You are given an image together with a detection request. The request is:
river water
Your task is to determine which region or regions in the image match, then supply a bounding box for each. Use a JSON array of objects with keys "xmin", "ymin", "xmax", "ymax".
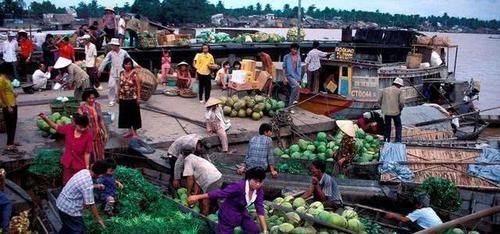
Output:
[{"xmin": 199, "ymin": 28, "xmax": 500, "ymax": 114}]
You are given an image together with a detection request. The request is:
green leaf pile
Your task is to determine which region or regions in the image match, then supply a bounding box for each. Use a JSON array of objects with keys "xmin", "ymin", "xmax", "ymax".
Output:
[
  {"xmin": 28, "ymin": 148, "xmax": 63, "ymax": 179},
  {"xmin": 416, "ymin": 177, "xmax": 462, "ymax": 212},
  {"xmin": 84, "ymin": 166, "xmax": 209, "ymax": 234}
]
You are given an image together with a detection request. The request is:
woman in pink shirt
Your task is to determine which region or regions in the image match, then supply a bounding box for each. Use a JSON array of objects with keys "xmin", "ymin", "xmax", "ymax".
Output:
[
  {"xmin": 39, "ymin": 113, "xmax": 93, "ymax": 184},
  {"xmin": 161, "ymin": 50, "xmax": 172, "ymax": 85}
]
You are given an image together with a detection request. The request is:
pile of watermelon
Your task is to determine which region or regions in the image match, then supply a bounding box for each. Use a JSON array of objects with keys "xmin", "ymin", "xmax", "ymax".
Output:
[
  {"xmin": 218, "ymin": 95, "xmax": 286, "ymax": 121},
  {"xmin": 36, "ymin": 112, "xmax": 72, "ymax": 138},
  {"xmin": 273, "ymin": 131, "xmax": 342, "ymax": 162},
  {"xmin": 353, "ymin": 128, "xmax": 381, "ymax": 163}
]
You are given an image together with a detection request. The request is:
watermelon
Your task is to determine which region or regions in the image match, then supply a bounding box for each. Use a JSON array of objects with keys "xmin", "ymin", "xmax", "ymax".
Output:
[
  {"xmin": 289, "ymin": 144, "xmax": 300, "ymax": 153},
  {"xmin": 317, "ymin": 153, "xmax": 326, "ymax": 161},
  {"xmin": 291, "ymin": 152, "xmax": 301, "ymax": 159},
  {"xmin": 347, "ymin": 219, "xmax": 364, "ymax": 232},
  {"xmin": 302, "ymin": 150, "xmax": 312, "ymax": 158},
  {"xmin": 276, "ymin": 101, "xmax": 286, "ymax": 109},
  {"xmin": 317, "ymin": 145, "xmax": 326, "ymax": 153},
  {"xmin": 51, "ymin": 112, "xmax": 62, "ymax": 120},
  {"xmin": 268, "ymin": 110, "xmax": 275, "ymax": 117},
  {"xmin": 298, "ymin": 139, "xmax": 309, "ymax": 151},
  {"xmin": 281, "ymin": 154, "xmax": 290, "ymax": 159},
  {"xmin": 329, "ymin": 213, "xmax": 348, "ymax": 227},
  {"xmin": 265, "ymin": 102, "xmax": 272, "ymax": 112},
  {"xmin": 308, "ymin": 154, "xmax": 317, "ymax": 160},
  {"xmin": 326, "ymin": 149, "xmax": 334, "ymax": 158},
  {"xmin": 306, "ymin": 144, "xmax": 316, "ymax": 152},
  {"xmin": 273, "ymin": 148, "xmax": 283, "ymax": 157},
  {"xmin": 317, "ymin": 132, "xmax": 327, "ymax": 142}
]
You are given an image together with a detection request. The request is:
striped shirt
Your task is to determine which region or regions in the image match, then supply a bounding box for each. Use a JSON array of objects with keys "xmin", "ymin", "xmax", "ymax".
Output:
[
  {"xmin": 56, "ymin": 169, "xmax": 95, "ymax": 217},
  {"xmin": 318, "ymin": 173, "xmax": 343, "ymax": 204},
  {"xmin": 245, "ymin": 135, "xmax": 275, "ymax": 170}
]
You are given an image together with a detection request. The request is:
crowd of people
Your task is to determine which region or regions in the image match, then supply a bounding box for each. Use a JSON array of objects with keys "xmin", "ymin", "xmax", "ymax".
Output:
[{"xmin": 0, "ymin": 8, "xmax": 454, "ymax": 234}]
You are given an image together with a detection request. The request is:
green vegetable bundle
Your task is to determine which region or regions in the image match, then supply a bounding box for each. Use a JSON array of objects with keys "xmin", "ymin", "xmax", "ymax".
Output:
[
  {"xmin": 197, "ymin": 31, "xmax": 232, "ymax": 43},
  {"xmin": 84, "ymin": 166, "xmax": 208, "ymax": 234},
  {"xmin": 28, "ymin": 148, "xmax": 63, "ymax": 179},
  {"xmin": 416, "ymin": 177, "xmax": 462, "ymax": 212},
  {"xmin": 286, "ymin": 27, "xmax": 306, "ymax": 42}
]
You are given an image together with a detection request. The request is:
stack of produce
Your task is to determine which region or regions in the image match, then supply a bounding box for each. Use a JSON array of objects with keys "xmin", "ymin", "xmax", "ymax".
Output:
[
  {"xmin": 84, "ymin": 167, "xmax": 208, "ymax": 234},
  {"xmin": 196, "ymin": 31, "xmax": 232, "ymax": 43},
  {"xmin": 139, "ymin": 32, "xmax": 158, "ymax": 48},
  {"xmin": 233, "ymin": 33, "xmax": 285, "ymax": 43},
  {"xmin": 353, "ymin": 129, "xmax": 381, "ymax": 163},
  {"xmin": 274, "ymin": 132, "xmax": 339, "ymax": 162},
  {"xmin": 27, "ymin": 148, "xmax": 63, "ymax": 179},
  {"xmin": 416, "ymin": 177, "xmax": 461, "ymax": 212},
  {"xmin": 175, "ymin": 188, "xmax": 201, "ymax": 213},
  {"xmin": 286, "ymin": 27, "xmax": 306, "ymax": 42},
  {"xmin": 8, "ymin": 210, "xmax": 31, "ymax": 234},
  {"xmin": 267, "ymin": 196, "xmax": 366, "ymax": 233},
  {"xmin": 36, "ymin": 112, "xmax": 72, "ymax": 138},
  {"xmin": 218, "ymin": 95, "xmax": 285, "ymax": 121}
]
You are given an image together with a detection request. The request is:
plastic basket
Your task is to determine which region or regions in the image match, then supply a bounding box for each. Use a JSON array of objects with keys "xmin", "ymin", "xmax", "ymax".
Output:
[{"xmin": 64, "ymin": 100, "xmax": 81, "ymax": 116}]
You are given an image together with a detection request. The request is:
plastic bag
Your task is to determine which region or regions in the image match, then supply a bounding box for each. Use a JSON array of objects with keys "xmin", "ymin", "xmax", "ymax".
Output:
[
  {"xmin": 301, "ymin": 73, "xmax": 308, "ymax": 86},
  {"xmin": 11, "ymin": 79, "xmax": 20, "ymax": 88}
]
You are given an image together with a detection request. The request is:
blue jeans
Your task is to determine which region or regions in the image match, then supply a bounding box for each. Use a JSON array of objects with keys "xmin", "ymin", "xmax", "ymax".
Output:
[
  {"xmin": 0, "ymin": 192, "xmax": 12, "ymax": 233},
  {"xmin": 287, "ymin": 78, "xmax": 300, "ymax": 107},
  {"xmin": 384, "ymin": 114, "xmax": 402, "ymax": 143},
  {"xmin": 58, "ymin": 210, "xmax": 85, "ymax": 234}
]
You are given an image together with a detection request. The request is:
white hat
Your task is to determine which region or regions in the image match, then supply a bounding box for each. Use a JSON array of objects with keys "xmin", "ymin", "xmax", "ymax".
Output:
[
  {"xmin": 463, "ymin": 96, "xmax": 470, "ymax": 102},
  {"xmin": 54, "ymin": 57, "xmax": 72, "ymax": 69},
  {"xmin": 105, "ymin": 7, "xmax": 115, "ymax": 12},
  {"xmin": 176, "ymin": 61, "xmax": 189, "ymax": 67},
  {"xmin": 393, "ymin": 77, "xmax": 404, "ymax": 86},
  {"xmin": 205, "ymin": 97, "xmax": 222, "ymax": 108},
  {"xmin": 109, "ymin": 38, "xmax": 120, "ymax": 46},
  {"xmin": 18, "ymin": 29, "xmax": 26, "ymax": 33},
  {"xmin": 336, "ymin": 120, "xmax": 355, "ymax": 137},
  {"xmin": 363, "ymin": 112, "xmax": 372, "ymax": 119},
  {"xmin": 81, "ymin": 34, "xmax": 91, "ymax": 40}
]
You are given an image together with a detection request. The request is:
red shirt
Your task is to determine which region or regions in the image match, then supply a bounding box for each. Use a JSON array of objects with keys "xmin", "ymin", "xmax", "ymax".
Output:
[
  {"xmin": 357, "ymin": 117, "xmax": 378, "ymax": 135},
  {"xmin": 58, "ymin": 42, "xmax": 75, "ymax": 60},
  {"xmin": 19, "ymin": 39, "xmax": 33, "ymax": 58},
  {"xmin": 57, "ymin": 124, "xmax": 93, "ymax": 170}
]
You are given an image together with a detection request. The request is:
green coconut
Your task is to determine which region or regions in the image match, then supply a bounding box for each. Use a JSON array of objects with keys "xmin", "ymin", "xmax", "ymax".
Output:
[
  {"xmin": 230, "ymin": 110, "xmax": 238, "ymax": 117},
  {"xmin": 223, "ymin": 106, "xmax": 232, "ymax": 115},
  {"xmin": 246, "ymin": 108, "xmax": 253, "ymax": 116},
  {"xmin": 252, "ymin": 112, "xmax": 262, "ymax": 120},
  {"xmin": 238, "ymin": 109, "xmax": 247, "ymax": 118}
]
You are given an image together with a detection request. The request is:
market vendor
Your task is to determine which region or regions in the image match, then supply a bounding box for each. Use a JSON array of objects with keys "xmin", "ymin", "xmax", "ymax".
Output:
[
  {"xmin": 54, "ymin": 57, "xmax": 91, "ymax": 101},
  {"xmin": 176, "ymin": 62, "xmax": 192, "ymax": 89},
  {"xmin": 188, "ymin": 167, "xmax": 269, "ymax": 234},
  {"xmin": 335, "ymin": 120, "xmax": 356, "ymax": 174},
  {"xmin": 56, "ymin": 160, "xmax": 110, "ymax": 232},
  {"xmin": 357, "ymin": 111, "xmax": 384, "ymax": 135},
  {"xmin": 302, "ymin": 160, "xmax": 343, "ymax": 209},
  {"xmin": 168, "ymin": 134, "xmax": 204, "ymax": 188},
  {"xmin": 385, "ymin": 193, "xmax": 443, "ymax": 232},
  {"xmin": 181, "ymin": 145, "xmax": 223, "ymax": 216},
  {"xmin": 237, "ymin": 123, "xmax": 278, "ymax": 178},
  {"xmin": 258, "ymin": 52, "xmax": 275, "ymax": 96},
  {"xmin": 39, "ymin": 113, "xmax": 93, "ymax": 184},
  {"xmin": 215, "ymin": 61, "xmax": 231, "ymax": 90},
  {"xmin": 32, "ymin": 61, "xmax": 51, "ymax": 90}
]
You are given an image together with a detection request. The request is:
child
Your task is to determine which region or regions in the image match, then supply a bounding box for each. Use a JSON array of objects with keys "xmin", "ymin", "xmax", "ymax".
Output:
[
  {"xmin": 231, "ymin": 61, "xmax": 241, "ymax": 73},
  {"xmin": 176, "ymin": 61, "xmax": 192, "ymax": 89},
  {"xmin": 205, "ymin": 98, "xmax": 232, "ymax": 153},
  {"xmin": 215, "ymin": 61, "xmax": 231, "ymax": 89},
  {"xmin": 96, "ymin": 159, "xmax": 124, "ymax": 215},
  {"xmin": 161, "ymin": 50, "xmax": 172, "ymax": 85}
]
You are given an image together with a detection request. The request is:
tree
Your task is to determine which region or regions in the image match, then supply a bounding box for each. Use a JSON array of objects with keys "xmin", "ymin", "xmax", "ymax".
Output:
[
  {"xmin": 1, "ymin": 0, "xmax": 25, "ymax": 17},
  {"xmin": 255, "ymin": 3, "xmax": 262, "ymax": 14},
  {"xmin": 162, "ymin": 0, "xmax": 214, "ymax": 25},
  {"xmin": 75, "ymin": 0, "xmax": 104, "ymax": 18},
  {"xmin": 30, "ymin": 1, "xmax": 65, "ymax": 17},
  {"xmin": 264, "ymin": 3, "xmax": 272, "ymax": 14},
  {"xmin": 131, "ymin": 0, "xmax": 162, "ymax": 22},
  {"xmin": 306, "ymin": 5, "xmax": 316, "ymax": 16},
  {"xmin": 215, "ymin": 1, "xmax": 224, "ymax": 13}
]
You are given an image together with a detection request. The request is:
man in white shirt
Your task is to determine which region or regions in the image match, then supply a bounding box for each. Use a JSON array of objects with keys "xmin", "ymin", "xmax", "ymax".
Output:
[
  {"xmin": 32, "ymin": 62, "xmax": 51, "ymax": 90},
  {"xmin": 82, "ymin": 35, "xmax": 101, "ymax": 90},
  {"xmin": 304, "ymin": 41, "xmax": 328, "ymax": 93},
  {"xmin": 98, "ymin": 38, "xmax": 138, "ymax": 106},
  {"xmin": 117, "ymin": 12, "xmax": 127, "ymax": 46},
  {"xmin": 1, "ymin": 32, "xmax": 19, "ymax": 80},
  {"xmin": 181, "ymin": 145, "xmax": 222, "ymax": 215},
  {"xmin": 385, "ymin": 193, "xmax": 443, "ymax": 231},
  {"xmin": 33, "ymin": 29, "xmax": 46, "ymax": 50}
]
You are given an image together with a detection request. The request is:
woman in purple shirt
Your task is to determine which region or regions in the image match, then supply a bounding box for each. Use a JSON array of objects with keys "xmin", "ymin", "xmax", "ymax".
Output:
[{"xmin": 188, "ymin": 167, "xmax": 269, "ymax": 234}]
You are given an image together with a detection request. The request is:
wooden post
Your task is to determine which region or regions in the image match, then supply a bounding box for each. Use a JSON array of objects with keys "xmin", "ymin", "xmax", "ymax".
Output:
[{"xmin": 415, "ymin": 206, "xmax": 500, "ymax": 234}]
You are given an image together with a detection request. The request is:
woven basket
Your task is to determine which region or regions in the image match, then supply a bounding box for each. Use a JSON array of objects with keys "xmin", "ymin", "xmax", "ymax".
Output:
[
  {"xmin": 138, "ymin": 68, "xmax": 158, "ymax": 101},
  {"xmin": 406, "ymin": 53, "xmax": 423, "ymax": 69}
]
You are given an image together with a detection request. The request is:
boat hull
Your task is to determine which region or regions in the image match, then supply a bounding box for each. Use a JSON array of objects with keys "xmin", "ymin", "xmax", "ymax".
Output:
[{"xmin": 297, "ymin": 91, "xmax": 353, "ymax": 116}]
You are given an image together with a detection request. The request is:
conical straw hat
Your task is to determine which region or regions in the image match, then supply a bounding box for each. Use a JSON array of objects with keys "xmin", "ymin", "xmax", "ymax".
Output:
[
  {"xmin": 205, "ymin": 97, "xmax": 221, "ymax": 107},
  {"xmin": 336, "ymin": 120, "xmax": 355, "ymax": 137}
]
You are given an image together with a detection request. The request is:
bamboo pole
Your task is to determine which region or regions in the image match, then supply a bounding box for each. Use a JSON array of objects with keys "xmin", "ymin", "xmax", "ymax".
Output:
[
  {"xmin": 415, "ymin": 206, "xmax": 500, "ymax": 234},
  {"xmin": 415, "ymin": 105, "xmax": 500, "ymax": 127}
]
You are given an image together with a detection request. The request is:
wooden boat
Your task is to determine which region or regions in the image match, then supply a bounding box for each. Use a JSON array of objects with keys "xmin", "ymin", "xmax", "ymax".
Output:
[{"xmin": 297, "ymin": 89, "xmax": 353, "ymax": 116}]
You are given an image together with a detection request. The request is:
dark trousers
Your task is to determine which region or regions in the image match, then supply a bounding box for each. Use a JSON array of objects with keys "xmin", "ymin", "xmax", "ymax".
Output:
[
  {"xmin": 0, "ymin": 192, "xmax": 12, "ymax": 233},
  {"xmin": 384, "ymin": 114, "xmax": 402, "ymax": 143},
  {"xmin": 307, "ymin": 69, "xmax": 320, "ymax": 92},
  {"xmin": 86, "ymin": 67, "xmax": 99, "ymax": 88},
  {"xmin": 198, "ymin": 73, "xmax": 212, "ymax": 102},
  {"xmin": 58, "ymin": 210, "xmax": 85, "ymax": 234},
  {"xmin": 104, "ymin": 28, "xmax": 115, "ymax": 43},
  {"xmin": 2, "ymin": 105, "xmax": 17, "ymax": 145},
  {"xmin": 127, "ymin": 29, "xmax": 138, "ymax": 47},
  {"xmin": 4, "ymin": 62, "xmax": 18, "ymax": 80},
  {"xmin": 18, "ymin": 57, "xmax": 30, "ymax": 82}
]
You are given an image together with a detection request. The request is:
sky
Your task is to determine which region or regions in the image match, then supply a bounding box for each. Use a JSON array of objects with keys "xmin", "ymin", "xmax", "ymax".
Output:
[{"xmin": 25, "ymin": 0, "xmax": 500, "ymax": 20}]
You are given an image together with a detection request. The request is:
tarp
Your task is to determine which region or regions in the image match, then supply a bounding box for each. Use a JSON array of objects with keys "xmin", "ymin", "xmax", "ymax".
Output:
[
  {"xmin": 375, "ymin": 104, "xmax": 452, "ymax": 131},
  {"xmin": 468, "ymin": 147, "xmax": 500, "ymax": 183},
  {"xmin": 378, "ymin": 143, "xmax": 414, "ymax": 182}
]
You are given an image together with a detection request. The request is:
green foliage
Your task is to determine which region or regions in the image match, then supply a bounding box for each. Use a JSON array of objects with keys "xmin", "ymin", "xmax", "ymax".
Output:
[
  {"xmin": 74, "ymin": 0, "xmax": 105, "ymax": 19},
  {"xmin": 416, "ymin": 177, "xmax": 462, "ymax": 211},
  {"xmin": 29, "ymin": 1, "xmax": 65, "ymax": 17},
  {"xmin": 84, "ymin": 166, "xmax": 208, "ymax": 234},
  {"xmin": 28, "ymin": 148, "xmax": 63, "ymax": 179}
]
